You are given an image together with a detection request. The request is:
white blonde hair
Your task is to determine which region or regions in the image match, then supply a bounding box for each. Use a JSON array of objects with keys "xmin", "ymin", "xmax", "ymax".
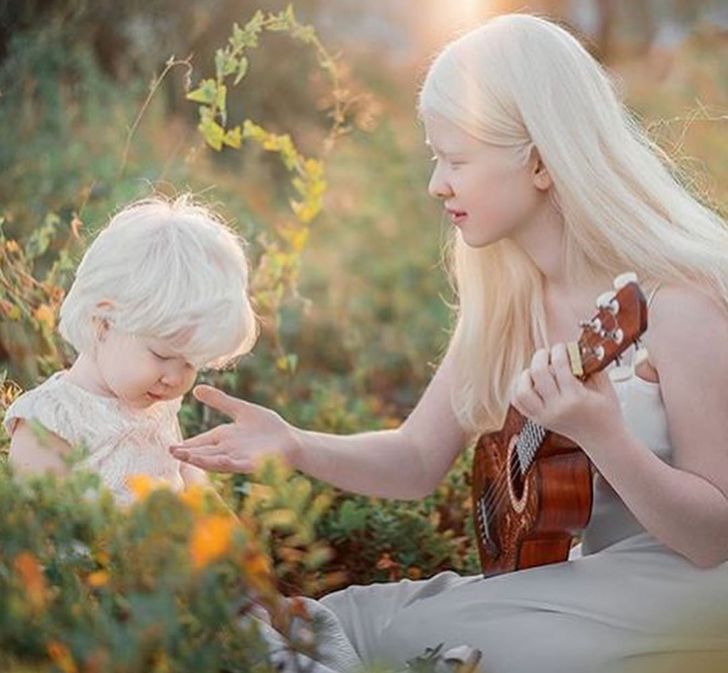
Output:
[
  {"xmin": 59, "ymin": 193, "xmax": 258, "ymax": 369},
  {"xmin": 419, "ymin": 14, "xmax": 728, "ymax": 433}
]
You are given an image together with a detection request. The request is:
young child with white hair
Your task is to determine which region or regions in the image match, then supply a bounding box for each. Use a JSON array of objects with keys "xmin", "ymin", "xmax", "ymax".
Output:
[{"xmin": 3, "ymin": 194, "xmax": 258, "ymax": 504}]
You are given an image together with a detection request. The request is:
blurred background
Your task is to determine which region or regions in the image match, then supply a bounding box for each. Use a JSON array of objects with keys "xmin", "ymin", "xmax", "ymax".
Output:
[{"xmin": 0, "ymin": 0, "xmax": 726, "ymax": 583}]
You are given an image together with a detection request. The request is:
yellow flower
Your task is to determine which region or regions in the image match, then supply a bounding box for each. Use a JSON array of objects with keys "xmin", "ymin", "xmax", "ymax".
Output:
[
  {"xmin": 47, "ymin": 641, "xmax": 78, "ymax": 673},
  {"xmin": 33, "ymin": 304, "xmax": 56, "ymax": 330},
  {"xmin": 180, "ymin": 484, "xmax": 206, "ymax": 512},
  {"xmin": 14, "ymin": 551, "xmax": 47, "ymax": 610},
  {"xmin": 125, "ymin": 474, "xmax": 165, "ymax": 501},
  {"xmin": 86, "ymin": 570, "xmax": 110, "ymax": 588},
  {"xmin": 189, "ymin": 514, "xmax": 236, "ymax": 570},
  {"xmin": 5, "ymin": 239, "xmax": 19, "ymax": 253},
  {"xmin": 243, "ymin": 545, "xmax": 274, "ymax": 593}
]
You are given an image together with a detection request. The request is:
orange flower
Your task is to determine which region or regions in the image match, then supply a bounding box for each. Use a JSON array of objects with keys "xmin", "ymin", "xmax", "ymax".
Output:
[
  {"xmin": 180, "ymin": 485, "xmax": 205, "ymax": 512},
  {"xmin": 86, "ymin": 570, "xmax": 110, "ymax": 588},
  {"xmin": 189, "ymin": 514, "xmax": 236, "ymax": 570},
  {"xmin": 125, "ymin": 474, "xmax": 166, "ymax": 501},
  {"xmin": 47, "ymin": 641, "xmax": 78, "ymax": 673},
  {"xmin": 407, "ymin": 566, "xmax": 423, "ymax": 580},
  {"xmin": 33, "ymin": 304, "xmax": 56, "ymax": 330},
  {"xmin": 243, "ymin": 546, "xmax": 274, "ymax": 593},
  {"xmin": 14, "ymin": 551, "xmax": 47, "ymax": 610}
]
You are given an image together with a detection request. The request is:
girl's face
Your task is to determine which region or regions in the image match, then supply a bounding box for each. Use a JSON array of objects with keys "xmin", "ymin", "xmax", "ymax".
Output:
[
  {"xmin": 423, "ymin": 112, "xmax": 549, "ymax": 248},
  {"xmin": 95, "ymin": 326, "xmax": 198, "ymax": 409}
]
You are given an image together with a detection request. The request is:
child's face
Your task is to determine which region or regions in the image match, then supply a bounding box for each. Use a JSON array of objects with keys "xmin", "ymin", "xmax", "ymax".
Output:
[
  {"xmin": 95, "ymin": 327, "xmax": 198, "ymax": 409},
  {"xmin": 423, "ymin": 111, "xmax": 549, "ymax": 248}
]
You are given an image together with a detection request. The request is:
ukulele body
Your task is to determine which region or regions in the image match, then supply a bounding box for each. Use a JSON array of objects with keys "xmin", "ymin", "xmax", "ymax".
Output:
[
  {"xmin": 470, "ymin": 275, "xmax": 647, "ymax": 577},
  {"xmin": 472, "ymin": 406, "xmax": 593, "ymax": 577}
]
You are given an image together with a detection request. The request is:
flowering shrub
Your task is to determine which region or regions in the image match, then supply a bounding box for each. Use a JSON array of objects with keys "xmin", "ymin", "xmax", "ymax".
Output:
[{"xmin": 0, "ymin": 458, "xmax": 338, "ymax": 673}]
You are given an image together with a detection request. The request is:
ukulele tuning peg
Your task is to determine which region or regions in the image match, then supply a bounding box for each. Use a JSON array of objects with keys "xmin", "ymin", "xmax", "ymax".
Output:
[
  {"xmin": 596, "ymin": 291, "xmax": 616, "ymax": 310},
  {"xmin": 613, "ymin": 272, "xmax": 638, "ymax": 290}
]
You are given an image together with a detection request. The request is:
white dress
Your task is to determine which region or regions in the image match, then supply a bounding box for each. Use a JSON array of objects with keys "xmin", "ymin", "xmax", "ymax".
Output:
[
  {"xmin": 2, "ymin": 370, "xmax": 190, "ymax": 504},
  {"xmin": 317, "ymin": 336, "xmax": 728, "ymax": 672}
]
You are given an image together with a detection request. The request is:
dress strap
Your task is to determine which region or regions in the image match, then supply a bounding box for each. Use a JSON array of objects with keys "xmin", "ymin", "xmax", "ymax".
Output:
[{"xmin": 646, "ymin": 282, "xmax": 662, "ymax": 309}]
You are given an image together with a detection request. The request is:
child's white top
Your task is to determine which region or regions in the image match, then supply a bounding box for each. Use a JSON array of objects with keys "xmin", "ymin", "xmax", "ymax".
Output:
[{"xmin": 3, "ymin": 370, "xmax": 189, "ymax": 505}]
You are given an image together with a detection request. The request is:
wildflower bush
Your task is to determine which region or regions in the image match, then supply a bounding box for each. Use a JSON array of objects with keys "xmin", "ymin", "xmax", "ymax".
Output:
[{"xmin": 0, "ymin": 460, "xmax": 319, "ymax": 673}]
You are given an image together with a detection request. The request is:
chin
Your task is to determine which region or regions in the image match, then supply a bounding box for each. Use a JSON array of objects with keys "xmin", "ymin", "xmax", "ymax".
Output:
[{"xmin": 460, "ymin": 230, "xmax": 504, "ymax": 249}]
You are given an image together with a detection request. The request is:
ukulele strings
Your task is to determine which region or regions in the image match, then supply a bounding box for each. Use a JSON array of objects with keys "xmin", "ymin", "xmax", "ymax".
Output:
[
  {"xmin": 476, "ymin": 348, "xmax": 605, "ymax": 536},
  {"xmin": 477, "ymin": 418, "xmax": 544, "ymax": 529}
]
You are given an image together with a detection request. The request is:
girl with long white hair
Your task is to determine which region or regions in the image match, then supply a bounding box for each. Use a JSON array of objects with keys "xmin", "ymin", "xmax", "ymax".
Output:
[{"xmin": 172, "ymin": 14, "xmax": 728, "ymax": 672}]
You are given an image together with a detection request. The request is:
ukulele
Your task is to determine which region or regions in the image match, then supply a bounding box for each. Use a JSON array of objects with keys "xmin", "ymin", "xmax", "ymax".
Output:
[{"xmin": 471, "ymin": 272, "xmax": 648, "ymax": 577}]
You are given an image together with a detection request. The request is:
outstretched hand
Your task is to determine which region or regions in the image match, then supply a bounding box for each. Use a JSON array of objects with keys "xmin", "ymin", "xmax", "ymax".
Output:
[{"xmin": 169, "ymin": 385, "xmax": 300, "ymax": 473}]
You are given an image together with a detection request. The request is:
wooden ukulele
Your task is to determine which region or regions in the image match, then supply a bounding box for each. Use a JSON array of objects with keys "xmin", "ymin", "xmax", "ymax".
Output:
[{"xmin": 471, "ymin": 272, "xmax": 648, "ymax": 577}]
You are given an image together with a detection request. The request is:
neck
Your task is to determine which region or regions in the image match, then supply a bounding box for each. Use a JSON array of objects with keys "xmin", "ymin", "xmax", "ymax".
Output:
[
  {"xmin": 508, "ymin": 197, "xmax": 568, "ymax": 286},
  {"xmin": 508, "ymin": 199, "xmax": 611, "ymax": 319},
  {"xmin": 65, "ymin": 353, "xmax": 116, "ymax": 398}
]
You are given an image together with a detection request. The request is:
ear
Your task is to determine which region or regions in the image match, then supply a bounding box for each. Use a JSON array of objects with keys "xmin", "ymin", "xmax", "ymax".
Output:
[
  {"xmin": 530, "ymin": 147, "xmax": 552, "ymax": 191},
  {"xmin": 93, "ymin": 300, "xmax": 115, "ymax": 340}
]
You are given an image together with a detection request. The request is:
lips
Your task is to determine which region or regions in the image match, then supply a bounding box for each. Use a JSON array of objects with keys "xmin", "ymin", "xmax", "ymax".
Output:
[{"xmin": 446, "ymin": 207, "xmax": 468, "ymax": 224}]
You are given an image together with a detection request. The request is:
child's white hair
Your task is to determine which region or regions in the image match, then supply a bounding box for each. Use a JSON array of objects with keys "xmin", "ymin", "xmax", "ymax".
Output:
[
  {"xmin": 418, "ymin": 14, "xmax": 728, "ymax": 433},
  {"xmin": 59, "ymin": 193, "xmax": 258, "ymax": 369}
]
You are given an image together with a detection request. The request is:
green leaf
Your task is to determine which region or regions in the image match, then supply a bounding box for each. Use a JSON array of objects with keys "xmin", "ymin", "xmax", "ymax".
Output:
[
  {"xmin": 25, "ymin": 214, "xmax": 59, "ymax": 260},
  {"xmin": 215, "ymin": 48, "xmax": 238, "ymax": 77},
  {"xmin": 233, "ymin": 56, "xmax": 249, "ymax": 85},
  {"xmin": 337, "ymin": 500, "xmax": 368, "ymax": 533},
  {"xmin": 222, "ymin": 126, "xmax": 242, "ymax": 149},
  {"xmin": 199, "ymin": 119, "xmax": 225, "ymax": 151},
  {"xmin": 186, "ymin": 79, "xmax": 218, "ymax": 104}
]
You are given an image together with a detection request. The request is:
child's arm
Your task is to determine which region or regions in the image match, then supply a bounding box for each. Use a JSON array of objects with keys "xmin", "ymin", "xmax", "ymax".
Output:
[{"xmin": 8, "ymin": 419, "xmax": 72, "ymax": 476}]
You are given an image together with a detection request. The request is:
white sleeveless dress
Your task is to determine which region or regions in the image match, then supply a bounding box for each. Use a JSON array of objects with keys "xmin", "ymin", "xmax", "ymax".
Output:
[
  {"xmin": 316, "ymin": 296, "xmax": 728, "ymax": 672},
  {"xmin": 2, "ymin": 370, "xmax": 191, "ymax": 504}
]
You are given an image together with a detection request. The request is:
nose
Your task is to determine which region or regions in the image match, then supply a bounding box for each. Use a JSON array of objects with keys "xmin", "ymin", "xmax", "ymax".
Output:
[
  {"xmin": 160, "ymin": 363, "xmax": 186, "ymax": 389},
  {"xmin": 427, "ymin": 162, "xmax": 453, "ymax": 199}
]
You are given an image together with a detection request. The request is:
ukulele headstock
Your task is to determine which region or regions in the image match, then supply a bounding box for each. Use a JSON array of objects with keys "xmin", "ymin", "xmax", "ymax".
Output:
[{"xmin": 572, "ymin": 272, "xmax": 648, "ymax": 377}]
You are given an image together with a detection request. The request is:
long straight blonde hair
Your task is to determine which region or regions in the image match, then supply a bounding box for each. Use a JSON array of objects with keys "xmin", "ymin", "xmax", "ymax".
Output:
[{"xmin": 418, "ymin": 14, "xmax": 728, "ymax": 434}]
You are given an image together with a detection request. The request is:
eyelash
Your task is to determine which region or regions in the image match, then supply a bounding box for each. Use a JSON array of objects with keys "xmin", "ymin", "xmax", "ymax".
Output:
[{"xmin": 430, "ymin": 155, "xmax": 464, "ymax": 167}]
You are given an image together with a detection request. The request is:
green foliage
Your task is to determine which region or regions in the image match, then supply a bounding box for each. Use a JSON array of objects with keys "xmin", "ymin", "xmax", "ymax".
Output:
[
  {"xmin": 0, "ymin": 464, "xmax": 284, "ymax": 673},
  {"xmin": 316, "ymin": 449, "xmax": 479, "ymax": 587}
]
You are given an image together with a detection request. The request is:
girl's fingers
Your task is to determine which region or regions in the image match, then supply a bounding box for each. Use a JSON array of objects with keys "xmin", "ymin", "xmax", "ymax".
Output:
[
  {"xmin": 170, "ymin": 444, "xmax": 221, "ymax": 461},
  {"xmin": 193, "ymin": 385, "xmax": 251, "ymax": 422},
  {"xmin": 170, "ymin": 424, "xmax": 227, "ymax": 449},
  {"xmin": 550, "ymin": 343, "xmax": 582, "ymax": 395},
  {"xmin": 176, "ymin": 448, "xmax": 253, "ymax": 473},
  {"xmin": 529, "ymin": 348, "xmax": 560, "ymax": 399},
  {"xmin": 514, "ymin": 368, "xmax": 544, "ymax": 417}
]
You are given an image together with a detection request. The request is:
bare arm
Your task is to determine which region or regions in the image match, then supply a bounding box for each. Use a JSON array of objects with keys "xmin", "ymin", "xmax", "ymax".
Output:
[
  {"xmin": 580, "ymin": 285, "xmax": 728, "ymax": 568},
  {"xmin": 292, "ymin": 343, "xmax": 473, "ymax": 499},
  {"xmin": 171, "ymin": 342, "xmax": 472, "ymax": 500},
  {"xmin": 8, "ymin": 419, "xmax": 72, "ymax": 476}
]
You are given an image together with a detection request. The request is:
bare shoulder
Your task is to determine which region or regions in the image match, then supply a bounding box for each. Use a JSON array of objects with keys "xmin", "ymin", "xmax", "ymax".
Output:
[
  {"xmin": 9, "ymin": 418, "xmax": 73, "ymax": 476},
  {"xmin": 646, "ymin": 283, "xmax": 728, "ymax": 379}
]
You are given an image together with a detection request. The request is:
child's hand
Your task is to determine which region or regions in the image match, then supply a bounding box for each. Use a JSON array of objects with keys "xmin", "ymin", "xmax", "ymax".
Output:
[
  {"xmin": 511, "ymin": 342, "xmax": 625, "ymax": 451},
  {"xmin": 169, "ymin": 385, "xmax": 299, "ymax": 473}
]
